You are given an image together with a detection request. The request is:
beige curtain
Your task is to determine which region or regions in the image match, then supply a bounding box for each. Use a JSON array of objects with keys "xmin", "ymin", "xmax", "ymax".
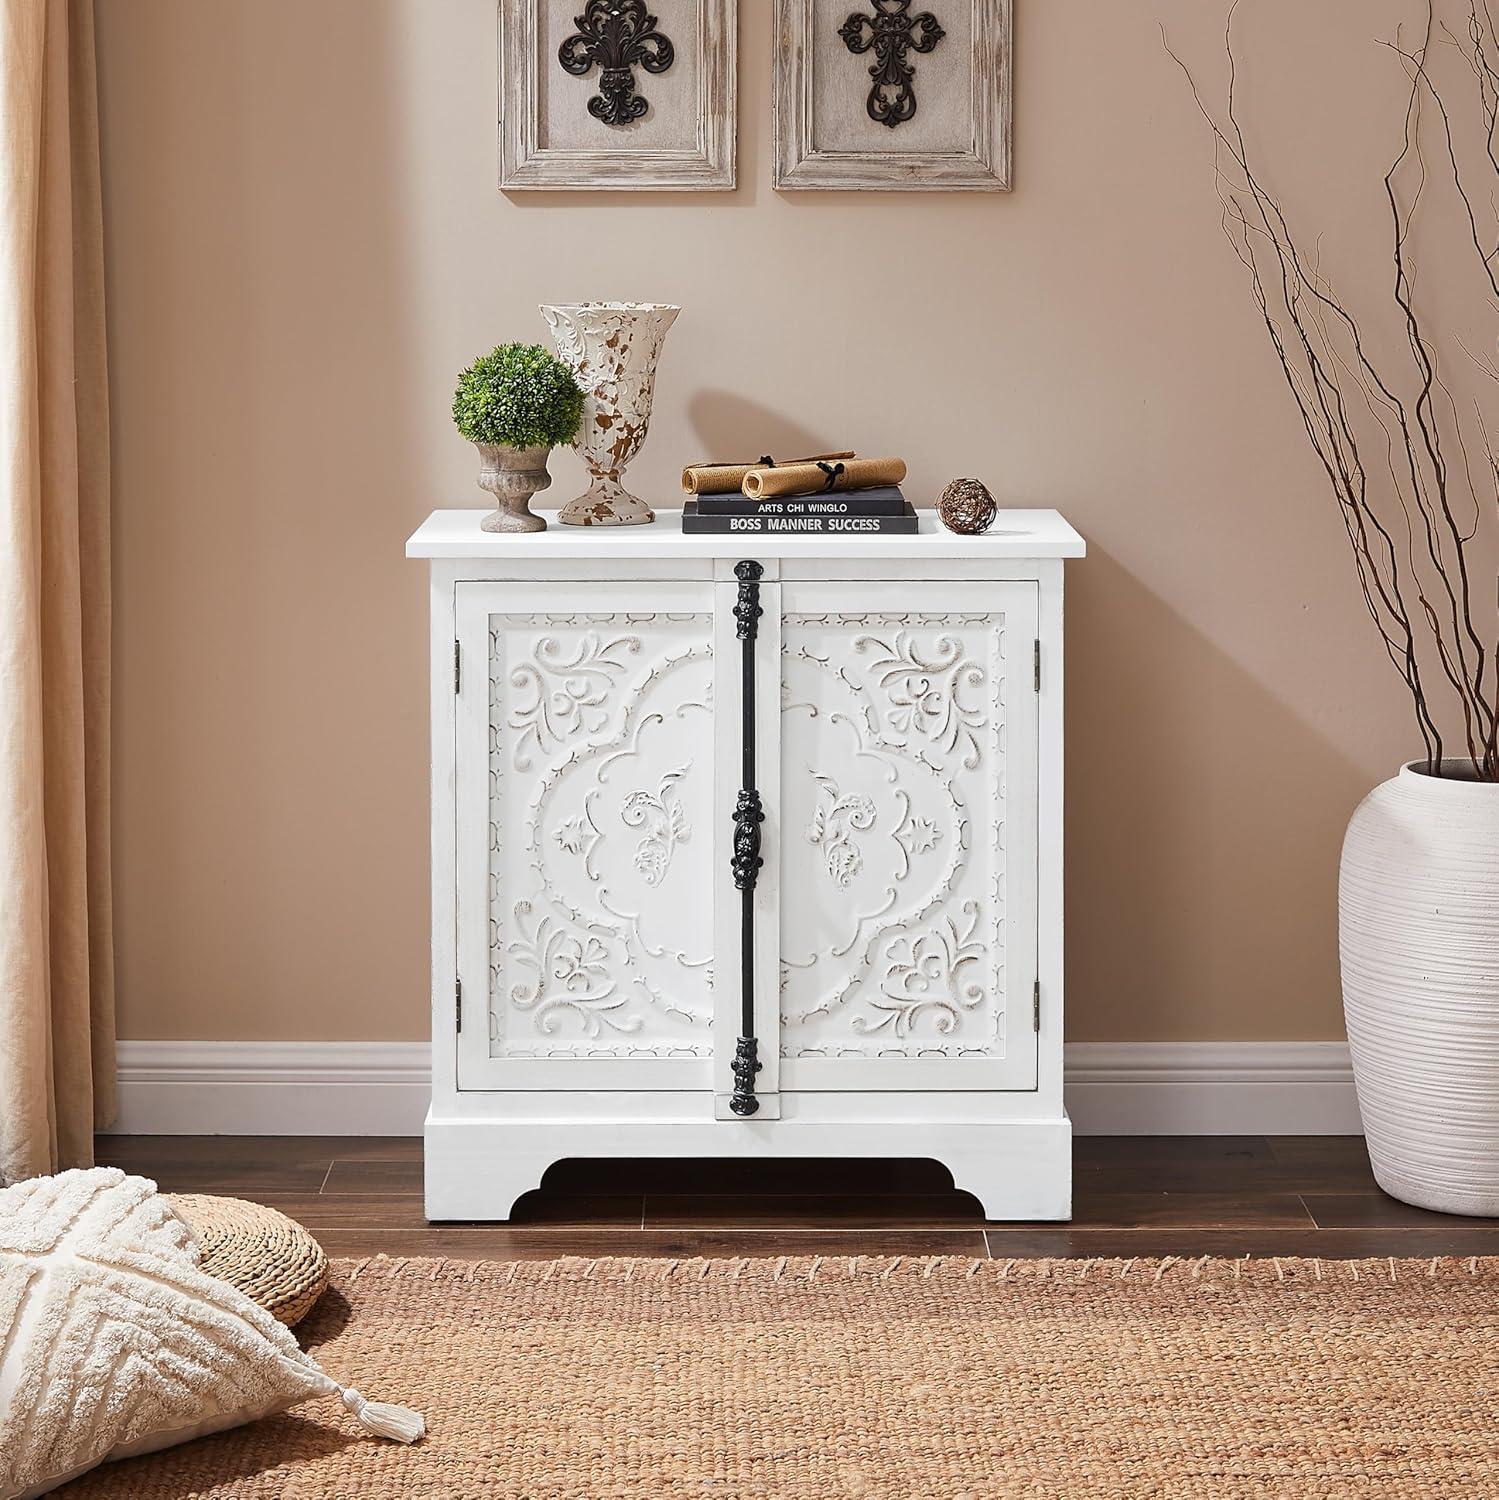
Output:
[{"xmin": 0, "ymin": 0, "xmax": 113, "ymax": 1183}]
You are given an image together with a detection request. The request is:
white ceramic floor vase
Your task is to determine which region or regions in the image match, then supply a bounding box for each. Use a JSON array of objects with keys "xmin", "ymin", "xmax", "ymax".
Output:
[
  {"xmin": 1340, "ymin": 761, "xmax": 1499, "ymax": 1216},
  {"xmin": 539, "ymin": 301, "xmax": 679, "ymax": 527}
]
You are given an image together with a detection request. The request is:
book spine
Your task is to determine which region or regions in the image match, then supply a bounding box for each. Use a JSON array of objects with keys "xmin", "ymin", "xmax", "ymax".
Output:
[
  {"xmin": 681, "ymin": 513, "xmax": 920, "ymax": 535},
  {"xmin": 695, "ymin": 495, "xmax": 908, "ymax": 517}
]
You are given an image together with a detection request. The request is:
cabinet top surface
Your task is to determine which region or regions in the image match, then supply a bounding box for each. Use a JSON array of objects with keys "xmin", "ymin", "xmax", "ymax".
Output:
[{"xmin": 406, "ymin": 508, "xmax": 1086, "ymax": 560}]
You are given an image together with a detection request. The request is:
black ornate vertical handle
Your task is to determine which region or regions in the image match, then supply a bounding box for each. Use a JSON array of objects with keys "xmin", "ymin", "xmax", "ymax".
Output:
[{"xmin": 729, "ymin": 560, "xmax": 764, "ymax": 1116}]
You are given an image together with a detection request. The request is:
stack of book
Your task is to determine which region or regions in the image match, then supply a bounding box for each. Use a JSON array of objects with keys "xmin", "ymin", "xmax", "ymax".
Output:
[
  {"xmin": 681, "ymin": 485, "xmax": 918, "ymax": 535},
  {"xmin": 679, "ymin": 452, "xmax": 919, "ymax": 533}
]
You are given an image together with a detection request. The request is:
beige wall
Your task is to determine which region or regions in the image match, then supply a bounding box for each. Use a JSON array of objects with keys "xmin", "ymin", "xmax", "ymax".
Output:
[{"xmin": 95, "ymin": 0, "xmax": 1421, "ymax": 1044}]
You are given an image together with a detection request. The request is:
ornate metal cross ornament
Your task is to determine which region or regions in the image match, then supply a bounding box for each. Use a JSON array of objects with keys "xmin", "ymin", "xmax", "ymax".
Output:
[
  {"xmin": 838, "ymin": 0, "xmax": 945, "ymax": 129},
  {"xmin": 558, "ymin": 0, "xmax": 675, "ymax": 127}
]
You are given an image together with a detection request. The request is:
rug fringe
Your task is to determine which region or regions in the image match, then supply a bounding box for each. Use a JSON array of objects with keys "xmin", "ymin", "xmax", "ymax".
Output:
[{"xmin": 330, "ymin": 1251, "xmax": 1499, "ymax": 1289}]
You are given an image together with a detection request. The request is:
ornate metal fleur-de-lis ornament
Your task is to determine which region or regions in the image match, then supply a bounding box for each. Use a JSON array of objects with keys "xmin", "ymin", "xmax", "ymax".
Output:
[
  {"xmin": 558, "ymin": 0, "xmax": 675, "ymax": 127},
  {"xmin": 838, "ymin": 0, "xmax": 945, "ymax": 129}
]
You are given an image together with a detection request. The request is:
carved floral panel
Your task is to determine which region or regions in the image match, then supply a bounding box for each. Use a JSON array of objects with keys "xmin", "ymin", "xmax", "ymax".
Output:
[
  {"xmin": 487, "ymin": 613, "xmax": 714, "ymax": 1060},
  {"xmin": 779, "ymin": 612, "xmax": 1007, "ymax": 1059}
]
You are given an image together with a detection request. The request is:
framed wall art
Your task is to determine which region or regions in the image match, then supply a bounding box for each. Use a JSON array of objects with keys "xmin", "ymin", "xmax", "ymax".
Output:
[
  {"xmin": 500, "ymin": 1, "xmax": 737, "ymax": 190},
  {"xmin": 773, "ymin": 0, "xmax": 1011, "ymax": 190}
]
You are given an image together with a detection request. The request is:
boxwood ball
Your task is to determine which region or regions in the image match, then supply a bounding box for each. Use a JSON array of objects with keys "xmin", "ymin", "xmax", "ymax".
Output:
[{"xmin": 938, "ymin": 477, "xmax": 997, "ymax": 535}]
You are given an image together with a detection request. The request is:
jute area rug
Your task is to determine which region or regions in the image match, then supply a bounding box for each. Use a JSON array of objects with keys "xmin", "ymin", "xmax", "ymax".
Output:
[{"xmin": 63, "ymin": 1254, "xmax": 1499, "ymax": 1499}]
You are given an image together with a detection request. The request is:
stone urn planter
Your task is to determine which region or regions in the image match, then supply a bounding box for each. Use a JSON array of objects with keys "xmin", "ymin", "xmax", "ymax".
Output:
[
  {"xmin": 451, "ymin": 342, "xmax": 581, "ymax": 533},
  {"xmin": 539, "ymin": 301, "xmax": 679, "ymax": 527},
  {"xmin": 475, "ymin": 443, "xmax": 551, "ymax": 534},
  {"xmin": 1340, "ymin": 761, "xmax": 1499, "ymax": 1215}
]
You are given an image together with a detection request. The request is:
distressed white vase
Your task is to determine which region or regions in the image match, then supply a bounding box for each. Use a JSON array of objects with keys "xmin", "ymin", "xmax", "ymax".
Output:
[
  {"xmin": 1340, "ymin": 761, "xmax": 1499, "ymax": 1215},
  {"xmin": 539, "ymin": 301, "xmax": 679, "ymax": 527}
]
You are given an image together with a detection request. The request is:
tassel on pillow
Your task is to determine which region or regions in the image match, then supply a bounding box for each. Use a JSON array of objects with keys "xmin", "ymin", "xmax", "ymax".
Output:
[{"xmin": 337, "ymin": 1385, "xmax": 426, "ymax": 1444}]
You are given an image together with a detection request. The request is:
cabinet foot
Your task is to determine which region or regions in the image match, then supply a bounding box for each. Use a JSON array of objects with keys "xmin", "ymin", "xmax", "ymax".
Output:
[{"xmin": 424, "ymin": 1114, "xmax": 1072, "ymax": 1223}]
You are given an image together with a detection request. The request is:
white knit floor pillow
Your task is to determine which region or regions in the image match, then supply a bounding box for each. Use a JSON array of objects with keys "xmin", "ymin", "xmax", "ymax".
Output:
[{"xmin": 0, "ymin": 1168, "xmax": 422, "ymax": 1500}]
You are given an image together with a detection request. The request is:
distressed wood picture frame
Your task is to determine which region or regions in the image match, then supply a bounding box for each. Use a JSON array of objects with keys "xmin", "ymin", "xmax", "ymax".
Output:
[
  {"xmin": 773, "ymin": 0, "xmax": 1011, "ymax": 190},
  {"xmin": 500, "ymin": 1, "xmax": 737, "ymax": 191}
]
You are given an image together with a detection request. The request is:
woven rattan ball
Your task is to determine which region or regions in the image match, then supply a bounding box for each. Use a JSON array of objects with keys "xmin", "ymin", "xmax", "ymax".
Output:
[
  {"xmin": 937, "ymin": 477, "xmax": 997, "ymax": 535},
  {"xmin": 169, "ymin": 1193, "xmax": 330, "ymax": 1327}
]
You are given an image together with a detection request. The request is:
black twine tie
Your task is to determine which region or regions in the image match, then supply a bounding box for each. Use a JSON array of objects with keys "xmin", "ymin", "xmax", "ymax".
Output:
[{"xmin": 817, "ymin": 461, "xmax": 846, "ymax": 491}]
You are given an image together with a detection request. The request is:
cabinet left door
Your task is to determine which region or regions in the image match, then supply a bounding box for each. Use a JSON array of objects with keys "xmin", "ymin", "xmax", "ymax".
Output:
[{"xmin": 454, "ymin": 581, "xmax": 719, "ymax": 1092}]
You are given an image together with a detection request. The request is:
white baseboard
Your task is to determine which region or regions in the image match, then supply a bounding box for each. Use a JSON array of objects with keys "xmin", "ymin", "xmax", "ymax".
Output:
[
  {"xmin": 112, "ymin": 1040, "xmax": 1361, "ymax": 1137},
  {"xmin": 1063, "ymin": 1042, "xmax": 1360, "ymax": 1135},
  {"xmin": 113, "ymin": 1042, "xmax": 432, "ymax": 1137}
]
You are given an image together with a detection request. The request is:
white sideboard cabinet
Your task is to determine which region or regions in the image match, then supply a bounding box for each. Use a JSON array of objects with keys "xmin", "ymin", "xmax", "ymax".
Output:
[{"xmin": 407, "ymin": 508, "xmax": 1085, "ymax": 1220}]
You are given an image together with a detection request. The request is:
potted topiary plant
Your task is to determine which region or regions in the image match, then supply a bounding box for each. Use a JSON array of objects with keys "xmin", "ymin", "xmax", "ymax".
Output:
[{"xmin": 452, "ymin": 343, "xmax": 584, "ymax": 533}]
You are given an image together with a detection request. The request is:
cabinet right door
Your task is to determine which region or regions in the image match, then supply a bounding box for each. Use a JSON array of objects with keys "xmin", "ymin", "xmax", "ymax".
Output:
[{"xmin": 777, "ymin": 582, "xmax": 1039, "ymax": 1093}]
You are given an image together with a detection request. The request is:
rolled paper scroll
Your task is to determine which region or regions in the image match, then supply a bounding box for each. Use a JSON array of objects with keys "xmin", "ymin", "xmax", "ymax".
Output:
[
  {"xmin": 742, "ymin": 456, "xmax": 907, "ymax": 499},
  {"xmin": 681, "ymin": 451, "xmax": 855, "ymax": 495}
]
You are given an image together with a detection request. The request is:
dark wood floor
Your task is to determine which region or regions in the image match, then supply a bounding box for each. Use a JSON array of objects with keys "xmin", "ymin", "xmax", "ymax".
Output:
[{"xmin": 94, "ymin": 1135, "xmax": 1499, "ymax": 1260}]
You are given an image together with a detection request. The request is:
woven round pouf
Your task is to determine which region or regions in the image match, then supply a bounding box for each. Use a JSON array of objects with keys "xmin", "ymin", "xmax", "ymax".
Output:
[{"xmin": 169, "ymin": 1193, "xmax": 330, "ymax": 1327}]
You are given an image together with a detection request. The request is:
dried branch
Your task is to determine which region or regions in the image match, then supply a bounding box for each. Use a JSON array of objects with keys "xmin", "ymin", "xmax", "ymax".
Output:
[{"xmin": 1166, "ymin": 0, "xmax": 1499, "ymax": 778}]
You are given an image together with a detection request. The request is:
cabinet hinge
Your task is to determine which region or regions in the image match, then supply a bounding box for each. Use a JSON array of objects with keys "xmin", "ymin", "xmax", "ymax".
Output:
[
  {"xmin": 1033, "ymin": 979, "xmax": 1041, "ymax": 1032},
  {"xmin": 454, "ymin": 639, "xmax": 461, "ymax": 695},
  {"xmin": 455, "ymin": 976, "xmax": 463, "ymax": 1032},
  {"xmin": 1033, "ymin": 639, "xmax": 1041, "ymax": 693}
]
